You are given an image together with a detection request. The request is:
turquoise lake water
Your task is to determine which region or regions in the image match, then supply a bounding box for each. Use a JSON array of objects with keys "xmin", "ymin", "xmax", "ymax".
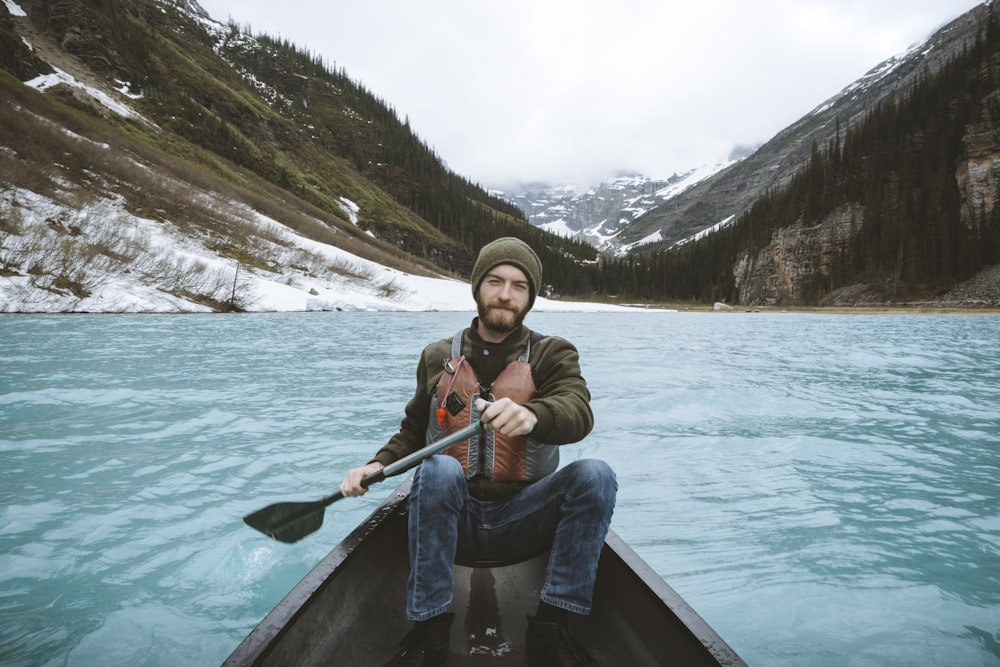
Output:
[{"xmin": 1, "ymin": 311, "xmax": 999, "ymax": 666}]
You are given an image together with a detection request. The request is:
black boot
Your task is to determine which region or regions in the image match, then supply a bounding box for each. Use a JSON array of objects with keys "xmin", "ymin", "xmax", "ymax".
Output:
[
  {"xmin": 382, "ymin": 613, "xmax": 454, "ymax": 667},
  {"xmin": 525, "ymin": 615, "xmax": 599, "ymax": 667}
]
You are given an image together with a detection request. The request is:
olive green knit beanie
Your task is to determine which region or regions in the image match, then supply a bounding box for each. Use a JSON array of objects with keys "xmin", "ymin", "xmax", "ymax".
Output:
[{"xmin": 470, "ymin": 237, "xmax": 543, "ymax": 306}]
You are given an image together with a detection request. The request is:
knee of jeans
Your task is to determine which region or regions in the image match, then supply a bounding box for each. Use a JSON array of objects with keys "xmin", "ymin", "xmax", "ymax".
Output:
[
  {"xmin": 415, "ymin": 454, "xmax": 465, "ymax": 485},
  {"xmin": 570, "ymin": 459, "xmax": 618, "ymax": 498}
]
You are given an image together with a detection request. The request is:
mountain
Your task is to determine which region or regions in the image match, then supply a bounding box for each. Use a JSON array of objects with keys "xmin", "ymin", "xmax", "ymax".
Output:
[
  {"xmin": 611, "ymin": 2, "xmax": 1000, "ymax": 307},
  {"xmin": 510, "ymin": 5, "xmax": 994, "ymax": 260},
  {"xmin": 0, "ymin": 0, "xmax": 596, "ymax": 312},
  {"xmin": 2, "ymin": 0, "xmax": 998, "ymax": 311},
  {"xmin": 501, "ymin": 163, "xmax": 733, "ymax": 252},
  {"xmin": 524, "ymin": 1, "xmax": 1000, "ymax": 308},
  {"xmin": 503, "ymin": 143, "xmax": 765, "ymax": 254},
  {"xmin": 616, "ymin": 3, "xmax": 994, "ymax": 252}
]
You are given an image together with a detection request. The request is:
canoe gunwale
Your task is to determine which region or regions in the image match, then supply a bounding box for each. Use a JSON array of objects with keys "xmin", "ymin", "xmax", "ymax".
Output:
[
  {"xmin": 598, "ymin": 532, "xmax": 747, "ymax": 666},
  {"xmin": 222, "ymin": 483, "xmax": 412, "ymax": 666}
]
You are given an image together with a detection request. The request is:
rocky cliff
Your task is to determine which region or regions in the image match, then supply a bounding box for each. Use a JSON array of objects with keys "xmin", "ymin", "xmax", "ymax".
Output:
[
  {"xmin": 733, "ymin": 203, "xmax": 864, "ymax": 306},
  {"xmin": 957, "ymin": 56, "xmax": 1000, "ymax": 230}
]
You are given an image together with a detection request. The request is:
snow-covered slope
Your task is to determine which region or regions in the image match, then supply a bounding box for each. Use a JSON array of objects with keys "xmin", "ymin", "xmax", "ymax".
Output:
[
  {"xmin": 0, "ymin": 186, "xmax": 632, "ymax": 313},
  {"xmin": 503, "ymin": 163, "xmax": 733, "ymax": 252}
]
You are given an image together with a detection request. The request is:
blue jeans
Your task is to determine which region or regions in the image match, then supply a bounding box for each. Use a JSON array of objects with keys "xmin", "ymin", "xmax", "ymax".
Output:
[{"xmin": 406, "ymin": 455, "xmax": 617, "ymax": 621}]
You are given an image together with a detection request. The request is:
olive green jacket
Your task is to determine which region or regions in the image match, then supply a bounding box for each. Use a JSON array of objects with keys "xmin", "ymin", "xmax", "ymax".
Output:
[{"xmin": 370, "ymin": 320, "xmax": 594, "ymax": 500}]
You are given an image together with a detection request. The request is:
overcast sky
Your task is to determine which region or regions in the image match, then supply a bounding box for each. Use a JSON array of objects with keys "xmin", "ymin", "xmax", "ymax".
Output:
[{"xmin": 196, "ymin": 0, "xmax": 984, "ymax": 189}]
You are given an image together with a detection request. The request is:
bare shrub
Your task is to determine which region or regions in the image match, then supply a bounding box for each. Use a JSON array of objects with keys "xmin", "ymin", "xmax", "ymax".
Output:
[{"xmin": 377, "ymin": 277, "xmax": 407, "ymax": 299}]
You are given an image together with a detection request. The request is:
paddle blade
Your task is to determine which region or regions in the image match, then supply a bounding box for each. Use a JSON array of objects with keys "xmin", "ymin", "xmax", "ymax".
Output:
[{"xmin": 243, "ymin": 500, "xmax": 326, "ymax": 544}]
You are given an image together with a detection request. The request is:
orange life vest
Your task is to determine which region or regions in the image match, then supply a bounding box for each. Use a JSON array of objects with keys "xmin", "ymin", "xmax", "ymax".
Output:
[{"xmin": 428, "ymin": 329, "xmax": 557, "ymax": 482}]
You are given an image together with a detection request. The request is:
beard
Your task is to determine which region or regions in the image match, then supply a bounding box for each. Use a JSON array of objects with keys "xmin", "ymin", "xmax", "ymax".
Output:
[{"xmin": 477, "ymin": 298, "xmax": 528, "ymax": 336}]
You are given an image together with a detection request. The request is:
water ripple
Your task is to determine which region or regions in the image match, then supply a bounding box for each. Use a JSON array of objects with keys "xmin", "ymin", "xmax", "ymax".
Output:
[{"xmin": 2, "ymin": 312, "xmax": 999, "ymax": 666}]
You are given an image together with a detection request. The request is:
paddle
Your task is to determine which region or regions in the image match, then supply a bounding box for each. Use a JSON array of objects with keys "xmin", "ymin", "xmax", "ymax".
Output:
[{"xmin": 243, "ymin": 421, "xmax": 484, "ymax": 543}]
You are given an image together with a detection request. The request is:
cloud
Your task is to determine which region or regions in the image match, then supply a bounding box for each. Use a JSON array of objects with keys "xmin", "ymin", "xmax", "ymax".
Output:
[{"xmin": 199, "ymin": 0, "xmax": 984, "ymax": 188}]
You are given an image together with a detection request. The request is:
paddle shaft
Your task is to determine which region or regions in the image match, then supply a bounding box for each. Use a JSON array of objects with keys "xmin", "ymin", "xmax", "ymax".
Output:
[
  {"xmin": 243, "ymin": 421, "xmax": 485, "ymax": 542},
  {"xmin": 294, "ymin": 421, "xmax": 484, "ymax": 510}
]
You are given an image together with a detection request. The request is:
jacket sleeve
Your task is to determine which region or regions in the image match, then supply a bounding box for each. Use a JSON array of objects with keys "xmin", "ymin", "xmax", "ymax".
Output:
[{"xmin": 525, "ymin": 336, "xmax": 593, "ymax": 445}]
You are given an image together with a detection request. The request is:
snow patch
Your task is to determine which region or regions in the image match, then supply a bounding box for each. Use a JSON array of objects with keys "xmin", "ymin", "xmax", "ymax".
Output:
[
  {"xmin": 4, "ymin": 0, "xmax": 27, "ymax": 17},
  {"xmin": 338, "ymin": 197, "xmax": 360, "ymax": 225},
  {"xmin": 24, "ymin": 67, "xmax": 140, "ymax": 120},
  {"xmin": 674, "ymin": 215, "xmax": 737, "ymax": 248}
]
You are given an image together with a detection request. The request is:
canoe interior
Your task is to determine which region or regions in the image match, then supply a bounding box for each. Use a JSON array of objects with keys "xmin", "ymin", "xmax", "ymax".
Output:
[{"xmin": 225, "ymin": 480, "xmax": 746, "ymax": 666}]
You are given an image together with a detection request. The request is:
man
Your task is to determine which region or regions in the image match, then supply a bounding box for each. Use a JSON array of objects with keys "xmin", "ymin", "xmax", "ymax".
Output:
[{"xmin": 341, "ymin": 237, "xmax": 617, "ymax": 667}]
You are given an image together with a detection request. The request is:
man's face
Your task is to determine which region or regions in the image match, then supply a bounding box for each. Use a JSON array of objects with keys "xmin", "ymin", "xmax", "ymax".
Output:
[{"xmin": 475, "ymin": 264, "xmax": 532, "ymax": 336}]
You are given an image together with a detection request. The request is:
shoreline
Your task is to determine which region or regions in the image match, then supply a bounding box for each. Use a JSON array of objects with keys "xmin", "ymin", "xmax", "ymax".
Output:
[
  {"xmin": 2, "ymin": 302, "xmax": 1000, "ymax": 316},
  {"xmin": 633, "ymin": 302, "xmax": 1000, "ymax": 316}
]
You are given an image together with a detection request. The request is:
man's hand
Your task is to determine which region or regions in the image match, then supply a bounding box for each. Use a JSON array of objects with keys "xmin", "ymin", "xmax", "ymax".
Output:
[
  {"xmin": 339, "ymin": 461, "xmax": 384, "ymax": 497},
  {"xmin": 474, "ymin": 397, "xmax": 537, "ymax": 437}
]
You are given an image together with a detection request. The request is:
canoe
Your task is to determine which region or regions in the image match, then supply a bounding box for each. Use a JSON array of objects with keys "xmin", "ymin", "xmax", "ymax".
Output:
[{"xmin": 224, "ymin": 478, "xmax": 746, "ymax": 666}]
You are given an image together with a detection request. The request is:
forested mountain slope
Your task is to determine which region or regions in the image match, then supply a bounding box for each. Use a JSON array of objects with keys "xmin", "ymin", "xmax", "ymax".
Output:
[
  {"xmin": 0, "ymin": 0, "xmax": 595, "ymax": 311},
  {"xmin": 620, "ymin": 4, "xmax": 992, "ymax": 253},
  {"xmin": 619, "ymin": 3, "xmax": 1000, "ymax": 307}
]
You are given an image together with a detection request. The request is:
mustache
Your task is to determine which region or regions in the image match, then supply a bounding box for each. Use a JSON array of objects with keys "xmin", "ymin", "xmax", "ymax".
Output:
[{"xmin": 485, "ymin": 299, "xmax": 515, "ymax": 309}]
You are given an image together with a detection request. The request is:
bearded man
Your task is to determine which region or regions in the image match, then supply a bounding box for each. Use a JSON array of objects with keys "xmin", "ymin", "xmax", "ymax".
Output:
[{"xmin": 341, "ymin": 237, "xmax": 617, "ymax": 667}]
